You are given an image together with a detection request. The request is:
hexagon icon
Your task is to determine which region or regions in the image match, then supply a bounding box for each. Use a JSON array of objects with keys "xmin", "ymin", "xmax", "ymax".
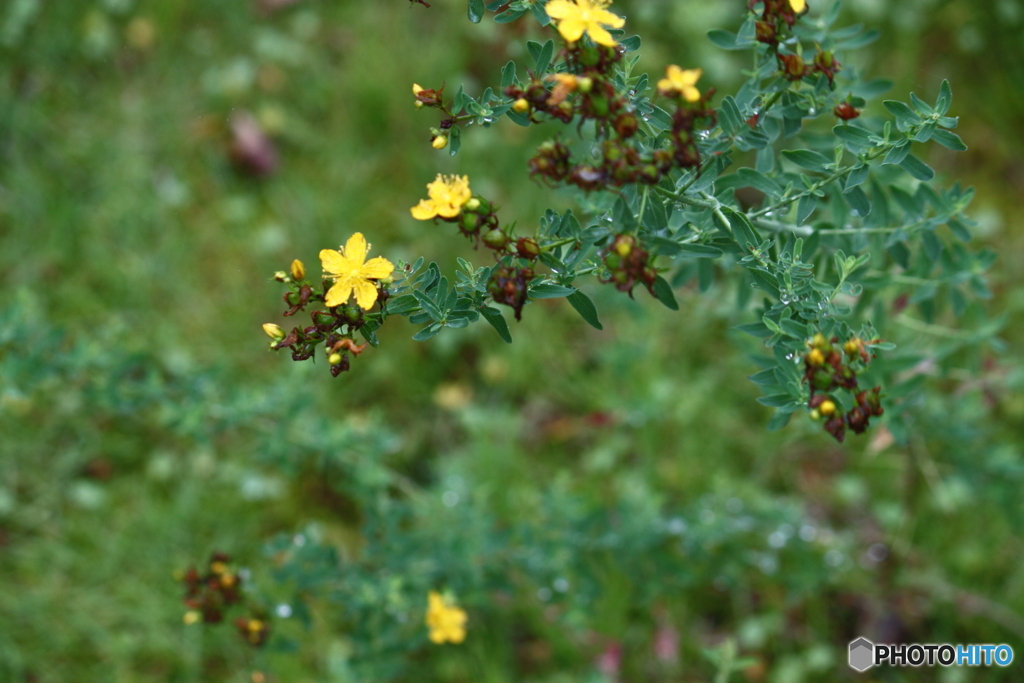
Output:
[{"xmin": 849, "ymin": 637, "xmax": 874, "ymax": 672}]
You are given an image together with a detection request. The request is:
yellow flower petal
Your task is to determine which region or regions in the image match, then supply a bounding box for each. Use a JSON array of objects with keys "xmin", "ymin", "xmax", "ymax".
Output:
[
  {"xmin": 324, "ymin": 280, "xmax": 353, "ymax": 307},
  {"xmin": 590, "ymin": 7, "xmax": 625, "ymax": 29},
  {"xmin": 586, "ymin": 24, "xmax": 616, "ymax": 47},
  {"xmin": 411, "ymin": 200, "xmax": 437, "ymax": 221},
  {"xmin": 342, "ymin": 232, "xmax": 368, "ymax": 265},
  {"xmin": 352, "ymin": 279, "xmax": 379, "ymax": 310},
  {"xmin": 544, "ymin": 0, "xmax": 575, "ymax": 19},
  {"xmin": 678, "ymin": 67, "xmax": 701, "ymax": 86},
  {"xmin": 360, "ymin": 256, "xmax": 394, "ymax": 280},
  {"xmin": 320, "ymin": 248, "xmax": 352, "ymax": 276},
  {"xmin": 789, "ymin": 0, "xmax": 806, "ymax": 12},
  {"xmin": 556, "ymin": 18, "xmax": 586, "ymax": 43}
]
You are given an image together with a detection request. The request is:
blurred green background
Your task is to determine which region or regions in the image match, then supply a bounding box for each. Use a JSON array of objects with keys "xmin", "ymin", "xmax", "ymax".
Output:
[{"xmin": 2, "ymin": 0, "xmax": 1023, "ymax": 681}]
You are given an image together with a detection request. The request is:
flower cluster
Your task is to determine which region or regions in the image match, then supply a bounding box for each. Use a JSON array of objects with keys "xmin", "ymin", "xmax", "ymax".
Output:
[
  {"xmin": 752, "ymin": 0, "xmax": 806, "ymax": 46},
  {"xmin": 487, "ymin": 264, "xmax": 535, "ymax": 321},
  {"xmin": 425, "ymin": 591, "xmax": 468, "ymax": 644},
  {"xmin": 264, "ymin": 233, "xmax": 393, "ymax": 376},
  {"xmin": 179, "ymin": 553, "xmax": 272, "ymax": 648},
  {"xmin": 803, "ymin": 334, "xmax": 884, "ymax": 442},
  {"xmin": 600, "ymin": 234, "xmax": 657, "ymax": 297},
  {"xmin": 180, "ymin": 552, "xmax": 243, "ymax": 624}
]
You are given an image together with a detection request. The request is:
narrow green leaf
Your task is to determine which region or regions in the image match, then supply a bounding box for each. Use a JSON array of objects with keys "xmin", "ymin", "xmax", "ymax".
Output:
[
  {"xmin": 899, "ymin": 154, "xmax": 935, "ymax": 181},
  {"xmin": 529, "ymin": 283, "xmax": 575, "ymax": 299},
  {"xmin": 566, "ymin": 290, "xmax": 603, "ymax": 330},
  {"xmin": 931, "ymin": 128, "xmax": 967, "ymax": 151},
  {"xmin": 412, "ymin": 324, "xmax": 442, "ymax": 341},
  {"xmin": 535, "ymin": 39, "xmax": 554, "ymax": 73},
  {"xmin": 480, "ymin": 306, "xmax": 512, "ymax": 343},
  {"xmin": 651, "ymin": 275, "xmax": 679, "ymax": 310},
  {"xmin": 781, "ymin": 149, "xmax": 832, "ymax": 173}
]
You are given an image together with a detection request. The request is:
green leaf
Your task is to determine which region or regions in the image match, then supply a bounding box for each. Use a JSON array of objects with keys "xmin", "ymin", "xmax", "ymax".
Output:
[
  {"xmin": 448, "ymin": 125, "xmax": 461, "ymax": 156},
  {"xmin": 412, "ymin": 324, "xmax": 442, "ymax": 341},
  {"xmin": 566, "ymin": 290, "xmax": 603, "ymax": 330},
  {"xmin": 529, "ymin": 283, "xmax": 575, "ymax": 299},
  {"xmin": 480, "ymin": 306, "xmax": 512, "ymax": 343},
  {"xmin": 494, "ymin": 7, "xmax": 527, "ymax": 23},
  {"xmin": 529, "ymin": 2, "xmax": 550, "ymax": 25},
  {"xmin": 844, "ymin": 163, "xmax": 870, "ymax": 192},
  {"xmin": 781, "ymin": 149, "xmax": 832, "ymax": 173},
  {"xmin": 676, "ymin": 244, "xmax": 723, "ymax": 258},
  {"xmin": 651, "ymin": 275, "xmax": 679, "ymax": 310},
  {"xmin": 737, "ymin": 167, "xmax": 783, "ymax": 197},
  {"xmin": 936, "ymin": 79, "xmax": 953, "ymax": 115},
  {"xmin": 899, "ymin": 154, "xmax": 935, "ymax": 181},
  {"xmin": 832, "ymin": 124, "xmax": 874, "ymax": 148},
  {"xmin": 735, "ymin": 322, "xmax": 772, "ymax": 338},
  {"xmin": 766, "ymin": 410, "xmax": 794, "ymax": 430},
  {"xmin": 468, "ymin": 0, "xmax": 485, "ymax": 23},
  {"xmin": 723, "ymin": 207, "xmax": 762, "ymax": 252},
  {"xmin": 707, "ymin": 28, "xmax": 745, "ymax": 50},
  {"xmin": 535, "ymin": 39, "xmax": 554, "ymax": 73},
  {"xmin": 796, "ymin": 195, "xmax": 816, "ymax": 224},
  {"xmin": 845, "ymin": 185, "xmax": 871, "ymax": 217},
  {"xmin": 500, "ymin": 60, "xmax": 517, "ymax": 88},
  {"xmin": 882, "ymin": 140, "xmax": 911, "ymax": 165},
  {"xmin": 757, "ymin": 394, "xmax": 796, "ymax": 408},
  {"xmin": 883, "ymin": 100, "xmax": 920, "ymax": 130},
  {"xmin": 931, "ymin": 128, "xmax": 967, "ymax": 151}
]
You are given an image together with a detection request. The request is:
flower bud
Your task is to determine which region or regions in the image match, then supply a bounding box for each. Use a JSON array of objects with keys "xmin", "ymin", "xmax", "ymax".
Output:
[
  {"xmin": 483, "ymin": 229, "xmax": 508, "ymax": 250},
  {"xmin": 432, "ymin": 135, "xmax": 448, "ymax": 150},
  {"xmin": 329, "ymin": 353, "xmax": 343, "ymax": 366},
  {"xmin": 465, "ymin": 197, "xmax": 481, "ymax": 211},
  {"xmin": 833, "ymin": 102, "xmax": 860, "ymax": 121},
  {"xmin": 412, "ymin": 83, "xmax": 424, "ymax": 95},
  {"xmin": 512, "ymin": 98, "xmax": 530, "ymax": 113},
  {"xmin": 184, "ymin": 611, "xmax": 201, "ymax": 625},
  {"xmin": 819, "ymin": 399, "xmax": 837, "ymax": 417},
  {"xmin": 577, "ymin": 77, "xmax": 593, "ymax": 93},
  {"xmin": 274, "ymin": 271, "xmax": 288, "ymax": 282},
  {"xmin": 809, "ymin": 408, "xmax": 821, "ymax": 421},
  {"xmin": 262, "ymin": 323, "xmax": 285, "ymax": 340},
  {"xmin": 614, "ymin": 236, "xmax": 634, "ymax": 257},
  {"xmin": 844, "ymin": 337, "xmax": 862, "ymax": 355},
  {"xmin": 515, "ymin": 237, "xmax": 541, "ymax": 259},
  {"xmin": 807, "ymin": 348, "xmax": 825, "ymax": 366},
  {"xmin": 290, "ymin": 259, "xmax": 306, "ymax": 280}
]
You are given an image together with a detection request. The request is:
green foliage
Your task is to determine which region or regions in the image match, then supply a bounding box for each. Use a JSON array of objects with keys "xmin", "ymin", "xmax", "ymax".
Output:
[{"xmin": 2, "ymin": 0, "xmax": 1023, "ymax": 681}]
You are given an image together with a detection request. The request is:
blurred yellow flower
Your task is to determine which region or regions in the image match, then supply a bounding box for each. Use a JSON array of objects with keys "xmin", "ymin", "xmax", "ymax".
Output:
[
  {"xmin": 658, "ymin": 65, "xmax": 702, "ymax": 102},
  {"xmin": 426, "ymin": 591, "xmax": 467, "ymax": 644},
  {"xmin": 544, "ymin": 0, "xmax": 625, "ymax": 47},
  {"xmin": 410, "ymin": 174, "xmax": 472, "ymax": 220},
  {"xmin": 790, "ymin": 0, "xmax": 807, "ymax": 13},
  {"xmin": 319, "ymin": 233, "xmax": 394, "ymax": 310}
]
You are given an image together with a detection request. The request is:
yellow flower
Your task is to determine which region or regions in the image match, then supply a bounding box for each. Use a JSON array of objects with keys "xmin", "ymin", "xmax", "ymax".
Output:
[
  {"xmin": 410, "ymin": 174, "xmax": 472, "ymax": 220},
  {"xmin": 658, "ymin": 65, "xmax": 702, "ymax": 102},
  {"xmin": 290, "ymin": 259, "xmax": 306, "ymax": 280},
  {"xmin": 319, "ymin": 233, "xmax": 395, "ymax": 310},
  {"xmin": 544, "ymin": 0, "xmax": 625, "ymax": 47},
  {"xmin": 426, "ymin": 591, "xmax": 467, "ymax": 644},
  {"xmin": 789, "ymin": 0, "xmax": 807, "ymax": 13}
]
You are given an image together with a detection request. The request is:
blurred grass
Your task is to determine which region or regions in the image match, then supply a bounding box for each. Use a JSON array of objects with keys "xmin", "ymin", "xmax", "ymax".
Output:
[{"xmin": 2, "ymin": 0, "xmax": 1024, "ymax": 681}]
